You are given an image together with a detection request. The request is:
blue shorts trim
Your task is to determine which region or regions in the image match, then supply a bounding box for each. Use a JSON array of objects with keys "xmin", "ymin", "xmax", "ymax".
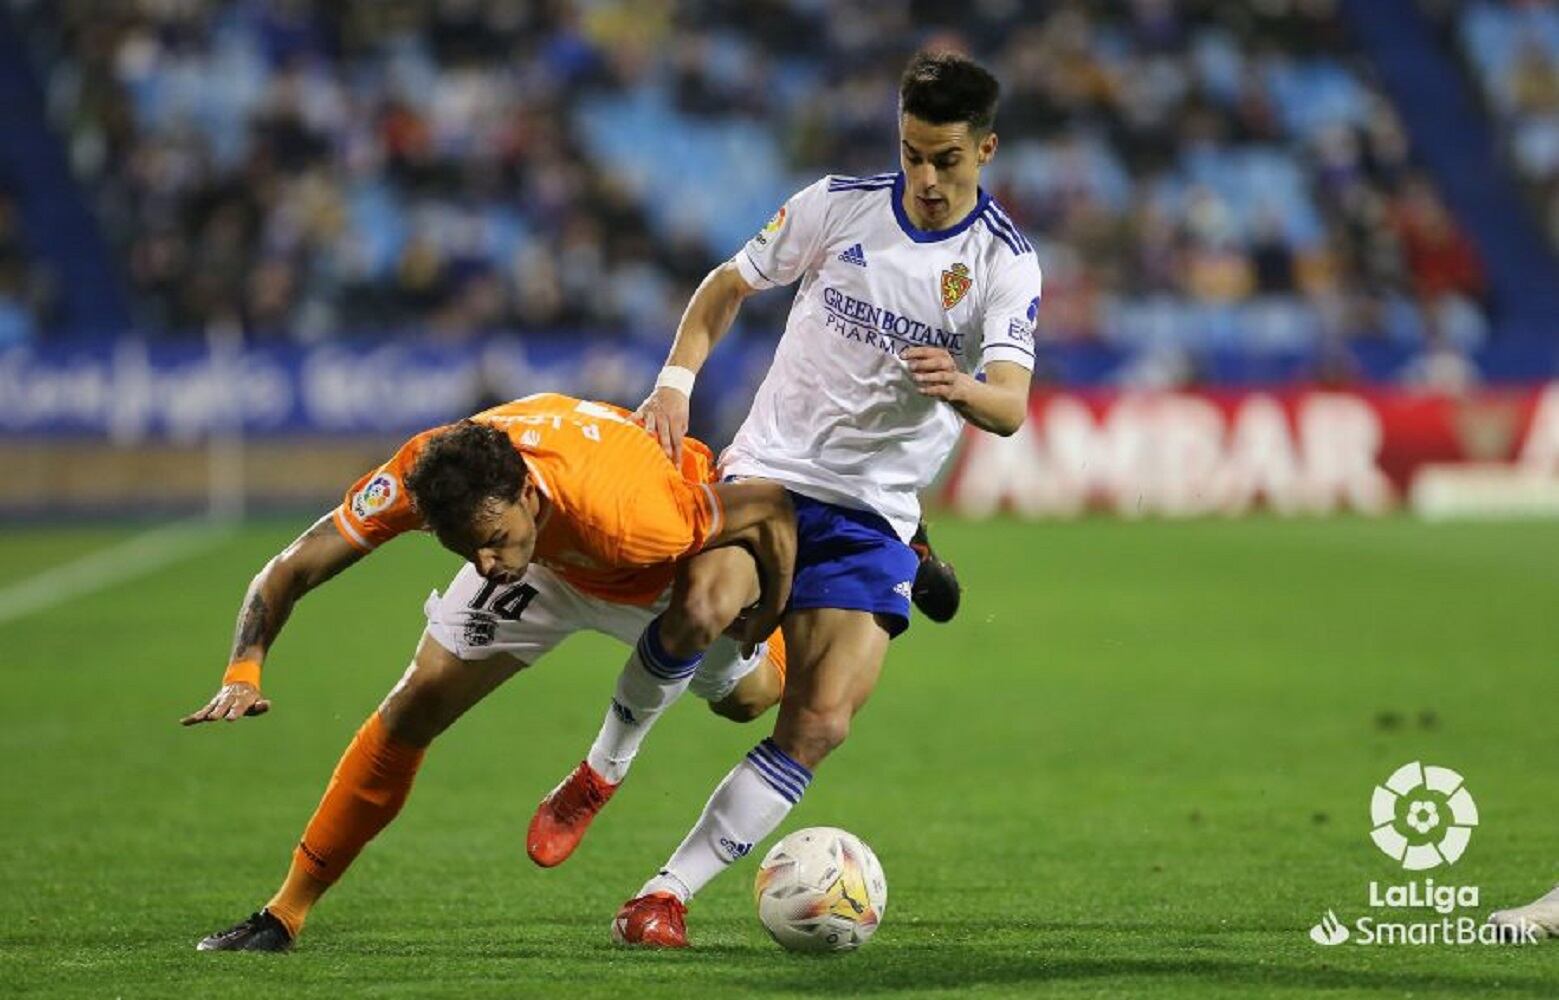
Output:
[{"xmin": 787, "ymin": 492, "xmax": 916, "ymax": 638}]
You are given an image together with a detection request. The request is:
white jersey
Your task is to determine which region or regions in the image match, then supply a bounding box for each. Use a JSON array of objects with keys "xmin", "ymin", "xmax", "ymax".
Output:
[{"xmin": 723, "ymin": 171, "xmax": 1042, "ymax": 540}]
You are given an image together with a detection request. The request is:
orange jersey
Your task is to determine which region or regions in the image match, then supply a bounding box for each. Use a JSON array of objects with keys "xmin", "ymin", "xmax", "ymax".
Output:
[{"xmin": 331, "ymin": 393, "xmax": 724, "ymax": 605}]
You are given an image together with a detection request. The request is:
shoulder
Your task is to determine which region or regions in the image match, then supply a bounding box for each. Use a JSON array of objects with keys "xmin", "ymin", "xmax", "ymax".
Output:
[
  {"xmin": 973, "ymin": 199, "xmax": 1041, "ymax": 293},
  {"xmin": 791, "ymin": 172, "xmax": 898, "ymax": 233},
  {"xmin": 824, "ymin": 171, "xmax": 898, "ymax": 194},
  {"xmin": 821, "ymin": 173, "xmax": 898, "ymax": 217},
  {"xmin": 765, "ymin": 174, "xmax": 894, "ymax": 243},
  {"xmin": 975, "ymin": 197, "xmax": 1036, "ymax": 260}
]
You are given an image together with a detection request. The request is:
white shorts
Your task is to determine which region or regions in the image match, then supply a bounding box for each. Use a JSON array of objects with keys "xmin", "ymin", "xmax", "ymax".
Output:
[{"xmin": 423, "ymin": 562, "xmax": 762, "ymax": 703}]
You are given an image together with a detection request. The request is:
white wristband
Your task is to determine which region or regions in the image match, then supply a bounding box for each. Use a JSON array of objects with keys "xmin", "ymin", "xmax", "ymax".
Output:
[{"xmin": 655, "ymin": 365, "xmax": 697, "ymax": 397}]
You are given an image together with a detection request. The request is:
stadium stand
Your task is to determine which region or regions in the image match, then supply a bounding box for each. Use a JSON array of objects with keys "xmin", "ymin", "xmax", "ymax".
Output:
[
  {"xmin": 2, "ymin": 0, "xmax": 1552, "ymax": 386},
  {"xmin": 1433, "ymin": 0, "xmax": 1558, "ymax": 248},
  {"xmin": 7, "ymin": 0, "xmax": 703, "ymax": 342}
]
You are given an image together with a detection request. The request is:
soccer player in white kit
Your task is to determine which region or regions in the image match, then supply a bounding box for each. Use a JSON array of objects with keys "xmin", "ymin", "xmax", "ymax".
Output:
[{"xmin": 540, "ymin": 51, "xmax": 1043, "ymax": 947}]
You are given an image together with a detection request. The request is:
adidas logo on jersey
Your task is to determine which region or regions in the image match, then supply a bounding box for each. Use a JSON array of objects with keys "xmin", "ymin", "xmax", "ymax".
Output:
[{"xmin": 838, "ymin": 243, "xmax": 868, "ymax": 267}]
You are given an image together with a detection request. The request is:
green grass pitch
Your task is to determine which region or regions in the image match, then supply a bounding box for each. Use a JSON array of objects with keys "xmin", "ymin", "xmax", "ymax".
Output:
[{"xmin": 1, "ymin": 516, "xmax": 1555, "ymax": 997}]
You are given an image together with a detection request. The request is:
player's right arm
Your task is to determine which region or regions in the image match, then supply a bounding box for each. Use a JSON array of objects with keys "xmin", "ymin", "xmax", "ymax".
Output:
[
  {"xmin": 638, "ymin": 178, "xmax": 832, "ymax": 461},
  {"xmin": 702, "ymin": 480, "xmax": 796, "ymax": 644},
  {"xmin": 182, "ymin": 431, "xmax": 435, "ymax": 726},
  {"xmin": 638, "ymin": 263, "xmax": 758, "ymax": 462},
  {"xmin": 180, "ymin": 516, "xmax": 367, "ymax": 725}
]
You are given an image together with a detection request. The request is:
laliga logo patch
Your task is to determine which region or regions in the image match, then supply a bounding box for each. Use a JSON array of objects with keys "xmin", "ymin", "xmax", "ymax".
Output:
[
  {"xmin": 352, "ymin": 473, "xmax": 398, "ymax": 520},
  {"xmin": 754, "ymin": 205, "xmax": 786, "ymax": 246},
  {"xmin": 940, "ymin": 262, "xmax": 972, "ymax": 309},
  {"xmin": 1369, "ymin": 761, "xmax": 1478, "ymax": 870}
]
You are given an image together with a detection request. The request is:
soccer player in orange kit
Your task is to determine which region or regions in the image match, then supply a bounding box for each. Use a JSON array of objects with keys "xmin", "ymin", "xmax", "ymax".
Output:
[{"xmin": 186, "ymin": 393, "xmax": 795, "ymax": 951}]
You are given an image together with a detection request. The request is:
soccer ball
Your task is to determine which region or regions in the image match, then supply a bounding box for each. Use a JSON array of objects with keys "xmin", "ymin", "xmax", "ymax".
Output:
[{"xmin": 753, "ymin": 827, "xmax": 887, "ymax": 952}]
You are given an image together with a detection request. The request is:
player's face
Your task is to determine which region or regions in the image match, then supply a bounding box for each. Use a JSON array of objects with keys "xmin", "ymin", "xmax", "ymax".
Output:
[
  {"xmin": 899, "ymin": 115, "xmax": 997, "ymax": 230},
  {"xmin": 447, "ymin": 483, "xmax": 543, "ymax": 583}
]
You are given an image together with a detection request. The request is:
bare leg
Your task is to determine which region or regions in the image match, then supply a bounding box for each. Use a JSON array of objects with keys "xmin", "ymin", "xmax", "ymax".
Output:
[
  {"xmin": 584, "ymin": 545, "xmax": 761, "ymax": 781},
  {"xmin": 634, "ymin": 609, "xmax": 890, "ymax": 906}
]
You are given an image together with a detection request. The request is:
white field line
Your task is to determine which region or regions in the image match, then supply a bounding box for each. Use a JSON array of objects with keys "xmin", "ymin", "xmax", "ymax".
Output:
[{"xmin": 0, "ymin": 518, "xmax": 234, "ymax": 628}]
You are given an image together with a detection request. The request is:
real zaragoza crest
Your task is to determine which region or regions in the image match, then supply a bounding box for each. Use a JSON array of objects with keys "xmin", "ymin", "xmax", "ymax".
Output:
[{"xmin": 940, "ymin": 262, "xmax": 972, "ymax": 309}]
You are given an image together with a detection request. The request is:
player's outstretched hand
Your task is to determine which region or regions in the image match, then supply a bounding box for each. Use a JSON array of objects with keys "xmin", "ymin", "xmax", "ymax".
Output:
[
  {"xmin": 181, "ymin": 682, "xmax": 271, "ymax": 726},
  {"xmin": 635, "ymin": 386, "xmax": 690, "ymax": 464},
  {"xmin": 904, "ymin": 347, "xmax": 966, "ymax": 402}
]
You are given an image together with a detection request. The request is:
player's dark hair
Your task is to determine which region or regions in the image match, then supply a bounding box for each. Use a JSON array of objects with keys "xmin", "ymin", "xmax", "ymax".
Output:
[
  {"xmin": 899, "ymin": 51, "xmax": 1000, "ymax": 133},
  {"xmin": 405, "ymin": 420, "xmax": 528, "ymax": 537}
]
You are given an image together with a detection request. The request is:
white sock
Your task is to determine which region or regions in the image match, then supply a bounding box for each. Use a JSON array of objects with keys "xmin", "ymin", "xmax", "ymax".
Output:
[
  {"xmin": 586, "ymin": 617, "xmax": 701, "ymax": 785},
  {"xmin": 687, "ymin": 634, "xmax": 766, "ymax": 703},
  {"xmin": 639, "ymin": 739, "xmax": 812, "ymax": 902}
]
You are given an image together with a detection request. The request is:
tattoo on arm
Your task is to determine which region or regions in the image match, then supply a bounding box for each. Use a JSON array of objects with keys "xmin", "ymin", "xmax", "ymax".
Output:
[
  {"xmin": 227, "ymin": 573, "xmax": 301, "ymax": 664},
  {"xmin": 230, "ymin": 591, "xmax": 272, "ymax": 660},
  {"xmin": 227, "ymin": 513, "xmax": 361, "ymax": 664}
]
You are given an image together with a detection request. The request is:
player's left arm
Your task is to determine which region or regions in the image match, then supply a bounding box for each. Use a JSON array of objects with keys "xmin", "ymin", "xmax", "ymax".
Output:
[{"xmin": 905, "ymin": 353, "xmax": 1030, "ymax": 436}]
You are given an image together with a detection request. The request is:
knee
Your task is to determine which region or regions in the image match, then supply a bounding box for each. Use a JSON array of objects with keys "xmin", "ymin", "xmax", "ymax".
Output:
[
  {"xmin": 779, "ymin": 704, "xmax": 851, "ymax": 768},
  {"xmin": 806, "ymin": 709, "xmax": 852, "ymax": 756},
  {"xmin": 378, "ymin": 673, "xmax": 454, "ymax": 748}
]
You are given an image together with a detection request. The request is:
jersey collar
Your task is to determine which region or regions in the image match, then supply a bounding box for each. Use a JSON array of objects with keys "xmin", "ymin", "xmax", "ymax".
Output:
[{"xmin": 890, "ymin": 171, "xmax": 990, "ymax": 244}]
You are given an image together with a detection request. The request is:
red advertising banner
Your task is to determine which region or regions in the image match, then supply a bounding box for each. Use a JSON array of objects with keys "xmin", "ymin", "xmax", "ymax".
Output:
[{"xmin": 942, "ymin": 384, "xmax": 1559, "ymax": 518}]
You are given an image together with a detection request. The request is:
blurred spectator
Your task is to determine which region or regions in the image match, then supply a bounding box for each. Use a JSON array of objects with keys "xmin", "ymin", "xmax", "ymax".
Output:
[
  {"xmin": 14, "ymin": 0, "xmax": 667, "ymax": 340},
  {"xmin": 7, "ymin": 0, "xmax": 1501, "ymax": 386},
  {"xmin": 1400, "ymin": 330, "xmax": 1482, "ymax": 393},
  {"xmin": 1442, "ymin": 0, "xmax": 1559, "ymax": 246},
  {"xmin": 0, "ymin": 184, "xmax": 58, "ymax": 343},
  {"xmin": 1393, "ymin": 178, "xmax": 1485, "ymax": 303}
]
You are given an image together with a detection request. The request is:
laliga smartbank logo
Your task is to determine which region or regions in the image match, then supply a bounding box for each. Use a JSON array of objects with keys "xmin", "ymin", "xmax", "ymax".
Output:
[
  {"xmin": 1368, "ymin": 761, "xmax": 1477, "ymax": 869},
  {"xmin": 1307, "ymin": 761, "xmax": 1539, "ymax": 946}
]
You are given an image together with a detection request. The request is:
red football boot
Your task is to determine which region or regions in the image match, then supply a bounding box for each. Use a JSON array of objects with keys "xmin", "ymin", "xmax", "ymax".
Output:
[
  {"xmin": 611, "ymin": 892, "xmax": 689, "ymax": 948},
  {"xmin": 526, "ymin": 760, "xmax": 618, "ymax": 867}
]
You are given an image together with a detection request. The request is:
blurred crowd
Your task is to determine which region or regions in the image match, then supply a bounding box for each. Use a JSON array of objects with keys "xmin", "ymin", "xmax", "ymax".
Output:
[
  {"xmin": 1425, "ymin": 0, "xmax": 1559, "ymax": 250},
  {"xmin": 11, "ymin": 0, "xmax": 707, "ymax": 342},
  {"xmin": 2, "ymin": 0, "xmax": 1521, "ymax": 385},
  {"xmin": 942, "ymin": 0, "xmax": 1487, "ymax": 380}
]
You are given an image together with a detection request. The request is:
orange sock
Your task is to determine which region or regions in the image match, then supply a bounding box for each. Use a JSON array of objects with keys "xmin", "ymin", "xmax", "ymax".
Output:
[{"xmin": 265, "ymin": 711, "xmax": 425, "ymax": 938}]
